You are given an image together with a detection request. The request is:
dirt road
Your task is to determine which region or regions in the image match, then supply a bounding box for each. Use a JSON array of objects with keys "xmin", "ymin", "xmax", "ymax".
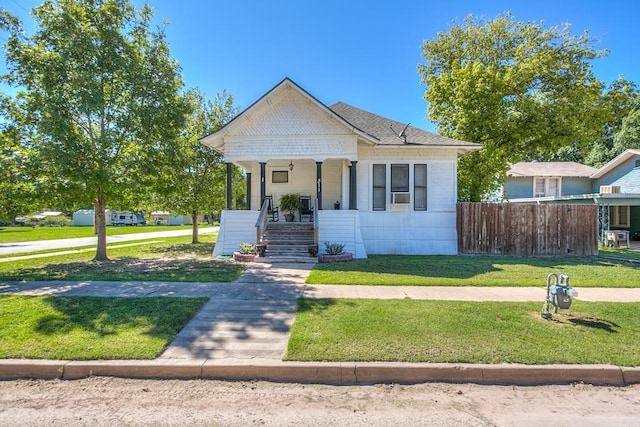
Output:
[{"xmin": 1, "ymin": 377, "xmax": 639, "ymax": 426}]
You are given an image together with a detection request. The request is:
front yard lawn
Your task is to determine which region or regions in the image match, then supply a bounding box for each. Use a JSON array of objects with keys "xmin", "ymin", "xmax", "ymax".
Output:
[
  {"xmin": 599, "ymin": 245, "xmax": 640, "ymax": 261},
  {"xmin": 0, "ymin": 235, "xmax": 245, "ymax": 282},
  {"xmin": 0, "ymin": 295, "xmax": 208, "ymax": 360},
  {"xmin": 286, "ymin": 298, "xmax": 640, "ymax": 366},
  {"xmin": 0, "ymin": 224, "xmax": 215, "ymax": 243},
  {"xmin": 307, "ymin": 255, "xmax": 640, "ymax": 287}
]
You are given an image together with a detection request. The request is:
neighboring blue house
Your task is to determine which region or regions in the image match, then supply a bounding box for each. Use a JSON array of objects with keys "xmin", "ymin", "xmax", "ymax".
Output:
[{"xmin": 504, "ymin": 149, "xmax": 640, "ymax": 243}]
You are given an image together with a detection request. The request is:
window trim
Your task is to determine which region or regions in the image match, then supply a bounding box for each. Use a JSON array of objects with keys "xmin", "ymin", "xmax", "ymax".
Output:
[
  {"xmin": 271, "ymin": 170, "xmax": 289, "ymax": 184},
  {"xmin": 533, "ymin": 177, "xmax": 561, "ymax": 197},
  {"xmin": 391, "ymin": 164, "xmax": 409, "ymax": 193},
  {"xmin": 372, "ymin": 164, "xmax": 386, "ymax": 211},
  {"xmin": 612, "ymin": 206, "xmax": 630, "ymax": 227},
  {"xmin": 414, "ymin": 164, "xmax": 427, "ymax": 211},
  {"xmin": 372, "ymin": 163, "xmax": 432, "ymax": 212}
]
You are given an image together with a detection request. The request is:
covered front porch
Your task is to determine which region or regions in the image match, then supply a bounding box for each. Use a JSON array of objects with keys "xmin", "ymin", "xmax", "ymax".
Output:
[
  {"xmin": 235, "ymin": 157, "xmax": 359, "ymax": 218},
  {"xmin": 214, "ymin": 157, "xmax": 367, "ymax": 258}
]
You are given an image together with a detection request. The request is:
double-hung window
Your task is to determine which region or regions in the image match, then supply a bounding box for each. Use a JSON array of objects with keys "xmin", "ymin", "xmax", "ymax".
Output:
[
  {"xmin": 612, "ymin": 206, "xmax": 630, "ymax": 227},
  {"xmin": 373, "ymin": 163, "xmax": 429, "ymax": 210},
  {"xmin": 534, "ymin": 177, "xmax": 560, "ymax": 197},
  {"xmin": 372, "ymin": 164, "xmax": 386, "ymax": 210},
  {"xmin": 414, "ymin": 164, "xmax": 427, "ymax": 211}
]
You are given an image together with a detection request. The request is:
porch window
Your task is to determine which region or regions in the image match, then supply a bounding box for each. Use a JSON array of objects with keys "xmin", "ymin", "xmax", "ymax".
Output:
[
  {"xmin": 414, "ymin": 164, "xmax": 427, "ymax": 211},
  {"xmin": 534, "ymin": 177, "xmax": 560, "ymax": 197},
  {"xmin": 373, "ymin": 164, "xmax": 386, "ymax": 211},
  {"xmin": 612, "ymin": 206, "xmax": 630, "ymax": 227},
  {"xmin": 272, "ymin": 170, "xmax": 288, "ymax": 184},
  {"xmin": 391, "ymin": 164, "xmax": 409, "ymax": 192}
]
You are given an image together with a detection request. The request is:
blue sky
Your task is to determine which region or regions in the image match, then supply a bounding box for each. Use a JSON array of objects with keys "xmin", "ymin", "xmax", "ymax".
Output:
[{"xmin": 2, "ymin": 0, "xmax": 639, "ymax": 133}]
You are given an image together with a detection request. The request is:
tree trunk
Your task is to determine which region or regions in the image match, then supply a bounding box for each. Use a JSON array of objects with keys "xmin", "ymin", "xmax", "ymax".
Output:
[
  {"xmin": 94, "ymin": 196, "xmax": 109, "ymax": 261},
  {"xmin": 191, "ymin": 211, "xmax": 199, "ymax": 244}
]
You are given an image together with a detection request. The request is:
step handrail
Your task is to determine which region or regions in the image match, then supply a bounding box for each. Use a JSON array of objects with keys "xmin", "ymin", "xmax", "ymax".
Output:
[
  {"xmin": 313, "ymin": 198, "xmax": 319, "ymax": 245},
  {"xmin": 255, "ymin": 198, "xmax": 269, "ymax": 244}
]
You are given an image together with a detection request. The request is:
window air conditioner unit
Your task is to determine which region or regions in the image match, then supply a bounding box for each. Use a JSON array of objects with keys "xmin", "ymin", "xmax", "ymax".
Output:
[{"xmin": 392, "ymin": 192, "xmax": 410, "ymax": 204}]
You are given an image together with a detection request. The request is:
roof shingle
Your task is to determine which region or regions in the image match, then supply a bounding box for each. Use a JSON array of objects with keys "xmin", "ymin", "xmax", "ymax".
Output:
[
  {"xmin": 507, "ymin": 162, "xmax": 597, "ymax": 177},
  {"xmin": 329, "ymin": 102, "xmax": 480, "ymax": 148}
]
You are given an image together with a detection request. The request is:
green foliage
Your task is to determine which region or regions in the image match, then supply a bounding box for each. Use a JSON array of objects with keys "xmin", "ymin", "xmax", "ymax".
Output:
[
  {"xmin": 287, "ymin": 299, "xmax": 640, "ymax": 365},
  {"xmin": 419, "ymin": 13, "xmax": 637, "ymax": 200},
  {"xmin": 0, "ymin": 95, "xmax": 41, "ymax": 221},
  {"xmin": 157, "ymin": 87, "xmax": 240, "ymax": 243},
  {"xmin": 3, "ymin": 0, "xmax": 189, "ymax": 259},
  {"xmin": 279, "ymin": 193, "xmax": 302, "ymax": 212},
  {"xmin": 307, "ymin": 255, "xmax": 640, "ymax": 287},
  {"xmin": 0, "ymin": 295, "xmax": 208, "ymax": 359},
  {"xmin": 40, "ymin": 216, "xmax": 72, "ymax": 227},
  {"xmin": 239, "ymin": 242, "xmax": 256, "ymax": 254},
  {"xmin": 323, "ymin": 241, "xmax": 345, "ymax": 256},
  {"xmin": 612, "ymin": 109, "xmax": 640, "ymax": 157}
]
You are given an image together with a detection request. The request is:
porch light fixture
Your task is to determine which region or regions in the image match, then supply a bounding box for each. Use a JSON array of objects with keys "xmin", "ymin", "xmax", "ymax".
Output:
[{"xmin": 289, "ymin": 161, "xmax": 294, "ymax": 171}]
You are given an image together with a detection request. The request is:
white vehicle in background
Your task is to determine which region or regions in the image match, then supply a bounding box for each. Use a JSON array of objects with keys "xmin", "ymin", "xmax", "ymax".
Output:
[{"xmin": 111, "ymin": 212, "xmax": 146, "ymax": 226}]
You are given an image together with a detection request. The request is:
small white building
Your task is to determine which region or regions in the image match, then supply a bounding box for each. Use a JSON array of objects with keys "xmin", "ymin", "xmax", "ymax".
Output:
[
  {"xmin": 72, "ymin": 209, "xmax": 112, "ymax": 226},
  {"xmin": 151, "ymin": 211, "xmax": 204, "ymax": 225},
  {"xmin": 200, "ymin": 78, "xmax": 481, "ymax": 257}
]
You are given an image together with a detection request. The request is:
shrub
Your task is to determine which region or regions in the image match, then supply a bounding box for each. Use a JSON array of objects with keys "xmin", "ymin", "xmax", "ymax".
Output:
[
  {"xmin": 41, "ymin": 216, "xmax": 72, "ymax": 227},
  {"xmin": 280, "ymin": 193, "xmax": 302, "ymax": 212},
  {"xmin": 324, "ymin": 241, "xmax": 345, "ymax": 255},
  {"xmin": 239, "ymin": 242, "xmax": 256, "ymax": 254}
]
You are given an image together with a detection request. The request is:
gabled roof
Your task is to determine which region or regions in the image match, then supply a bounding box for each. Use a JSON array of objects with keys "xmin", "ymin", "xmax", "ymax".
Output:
[
  {"xmin": 610, "ymin": 167, "xmax": 640, "ymax": 193},
  {"xmin": 328, "ymin": 102, "xmax": 481, "ymax": 152},
  {"xmin": 507, "ymin": 162, "xmax": 597, "ymax": 177},
  {"xmin": 590, "ymin": 149, "xmax": 640, "ymax": 179},
  {"xmin": 200, "ymin": 77, "xmax": 378, "ymax": 150},
  {"xmin": 200, "ymin": 77, "xmax": 481, "ymax": 156}
]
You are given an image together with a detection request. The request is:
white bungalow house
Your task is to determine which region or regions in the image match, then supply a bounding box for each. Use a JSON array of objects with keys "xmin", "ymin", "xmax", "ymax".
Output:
[{"xmin": 200, "ymin": 78, "xmax": 481, "ymax": 258}]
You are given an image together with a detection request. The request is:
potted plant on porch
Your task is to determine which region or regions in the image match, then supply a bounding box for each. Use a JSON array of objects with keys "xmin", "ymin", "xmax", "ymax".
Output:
[{"xmin": 279, "ymin": 193, "xmax": 302, "ymax": 222}]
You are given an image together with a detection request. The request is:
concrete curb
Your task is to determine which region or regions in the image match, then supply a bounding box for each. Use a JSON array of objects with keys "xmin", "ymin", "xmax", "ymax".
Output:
[{"xmin": 0, "ymin": 359, "xmax": 638, "ymax": 386}]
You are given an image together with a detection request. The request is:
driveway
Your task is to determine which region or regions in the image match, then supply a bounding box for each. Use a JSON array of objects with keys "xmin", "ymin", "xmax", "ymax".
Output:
[{"xmin": 0, "ymin": 227, "xmax": 218, "ymax": 256}]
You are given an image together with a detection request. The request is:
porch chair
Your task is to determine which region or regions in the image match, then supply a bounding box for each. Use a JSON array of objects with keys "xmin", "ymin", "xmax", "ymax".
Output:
[
  {"xmin": 265, "ymin": 195, "xmax": 279, "ymax": 222},
  {"xmin": 299, "ymin": 195, "xmax": 313, "ymax": 222}
]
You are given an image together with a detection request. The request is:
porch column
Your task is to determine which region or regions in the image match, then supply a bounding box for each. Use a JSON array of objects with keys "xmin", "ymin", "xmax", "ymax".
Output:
[
  {"xmin": 246, "ymin": 173, "xmax": 251, "ymax": 210},
  {"xmin": 226, "ymin": 162, "xmax": 232, "ymax": 210},
  {"xmin": 349, "ymin": 160, "xmax": 357, "ymax": 210},
  {"xmin": 260, "ymin": 162, "xmax": 266, "ymax": 206},
  {"xmin": 316, "ymin": 161, "xmax": 323, "ymax": 210}
]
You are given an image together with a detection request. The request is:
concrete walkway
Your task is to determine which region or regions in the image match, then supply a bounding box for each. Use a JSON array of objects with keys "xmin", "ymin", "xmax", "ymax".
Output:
[{"xmin": 1, "ymin": 263, "xmax": 640, "ymax": 385}]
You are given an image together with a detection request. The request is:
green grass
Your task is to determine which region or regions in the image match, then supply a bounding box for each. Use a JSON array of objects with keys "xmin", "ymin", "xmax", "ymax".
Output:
[
  {"xmin": 0, "ymin": 234, "xmax": 245, "ymax": 282},
  {"xmin": 307, "ymin": 255, "xmax": 640, "ymax": 287},
  {"xmin": 0, "ymin": 224, "xmax": 214, "ymax": 243},
  {"xmin": 286, "ymin": 298, "xmax": 640, "ymax": 366},
  {"xmin": 0, "ymin": 295, "xmax": 208, "ymax": 360},
  {"xmin": 599, "ymin": 245, "xmax": 640, "ymax": 261}
]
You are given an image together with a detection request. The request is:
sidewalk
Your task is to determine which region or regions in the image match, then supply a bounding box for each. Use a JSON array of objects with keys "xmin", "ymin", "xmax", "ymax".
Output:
[{"xmin": 1, "ymin": 262, "xmax": 639, "ymax": 386}]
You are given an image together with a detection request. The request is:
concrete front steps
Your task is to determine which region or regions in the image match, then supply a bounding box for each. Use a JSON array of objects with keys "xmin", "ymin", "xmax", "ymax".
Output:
[{"xmin": 258, "ymin": 221, "xmax": 317, "ymax": 263}]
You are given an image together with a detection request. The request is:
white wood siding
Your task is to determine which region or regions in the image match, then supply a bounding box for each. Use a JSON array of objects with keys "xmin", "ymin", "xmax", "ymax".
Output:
[
  {"xmin": 359, "ymin": 211, "xmax": 457, "ymax": 255},
  {"xmin": 355, "ymin": 146, "xmax": 459, "ymax": 254},
  {"xmin": 212, "ymin": 210, "xmax": 259, "ymax": 256},
  {"xmin": 317, "ymin": 210, "xmax": 367, "ymax": 258}
]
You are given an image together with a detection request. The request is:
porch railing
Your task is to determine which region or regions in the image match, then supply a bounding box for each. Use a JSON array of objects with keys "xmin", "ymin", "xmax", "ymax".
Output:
[
  {"xmin": 313, "ymin": 198, "xmax": 319, "ymax": 245},
  {"xmin": 255, "ymin": 198, "xmax": 269, "ymax": 245}
]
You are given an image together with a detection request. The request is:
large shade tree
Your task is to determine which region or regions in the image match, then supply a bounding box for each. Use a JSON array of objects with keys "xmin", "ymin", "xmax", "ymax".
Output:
[
  {"xmin": 611, "ymin": 108, "xmax": 640, "ymax": 157},
  {"xmin": 3, "ymin": 0, "xmax": 189, "ymax": 259},
  {"xmin": 160, "ymin": 88, "xmax": 241, "ymax": 244},
  {"xmin": 0, "ymin": 94, "xmax": 38, "ymax": 222},
  {"xmin": 419, "ymin": 13, "xmax": 636, "ymax": 201}
]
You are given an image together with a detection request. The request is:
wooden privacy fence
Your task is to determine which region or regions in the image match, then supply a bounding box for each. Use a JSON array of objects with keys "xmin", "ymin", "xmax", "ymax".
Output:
[{"xmin": 457, "ymin": 203, "xmax": 598, "ymax": 256}]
